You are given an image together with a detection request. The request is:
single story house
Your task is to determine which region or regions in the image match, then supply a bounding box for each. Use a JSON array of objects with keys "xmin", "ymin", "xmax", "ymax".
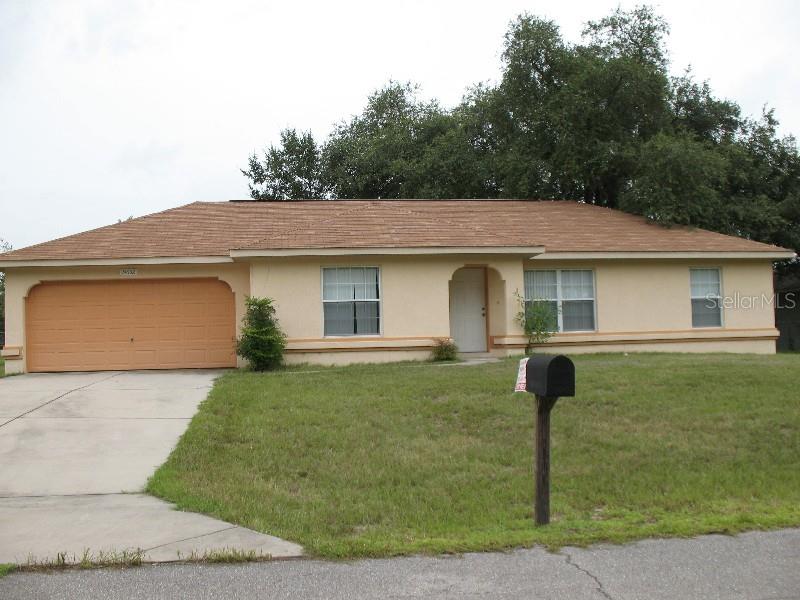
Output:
[{"xmin": 0, "ymin": 199, "xmax": 795, "ymax": 374}]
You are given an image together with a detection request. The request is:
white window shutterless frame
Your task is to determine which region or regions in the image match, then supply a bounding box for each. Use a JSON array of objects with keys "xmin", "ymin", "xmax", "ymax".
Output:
[
  {"xmin": 524, "ymin": 269, "xmax": 597, "ymax": 332},
  {"xmin": 321, "ymin": 267, "xmax": 381, "ymax": 336},
  {"xmin": 690, "ymin": 268, "xmax": 723, "ymax": 328}
]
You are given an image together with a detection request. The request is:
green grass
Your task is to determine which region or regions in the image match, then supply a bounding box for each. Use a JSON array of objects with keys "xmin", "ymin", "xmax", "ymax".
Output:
[
  {"xmin": 19, "ymin": 549, "xmax": 144, "ymax": 571},
  {"xmin": 0, "ymin": 357, "xmax": 4, "ymax": 377},
  {"xmin": 9, "ymin": 548, "xmax": 268, "ymax": 573},
  {"xmin": 147, "ymin": 353, "xmax": 800, "ymax": 558},
  {"xmin": 0, "ymin": 564, "xmax": 16, "ymax": 578}
]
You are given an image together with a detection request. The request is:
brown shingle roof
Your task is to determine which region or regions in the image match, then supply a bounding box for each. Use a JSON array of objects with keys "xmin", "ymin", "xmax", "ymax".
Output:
[{"xmin": 1, "ymin": 200, "xmax": 792, "ymax": 261}]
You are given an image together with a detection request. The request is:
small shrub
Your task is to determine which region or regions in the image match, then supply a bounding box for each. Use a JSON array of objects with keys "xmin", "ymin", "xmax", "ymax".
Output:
[
  {"xmin": 431, "ymin": 338, "xmax": 458, "ymax": 361},
  {"xmin": 236, "ymin": 297, "xmax": 287, "ymax": 371},
  {"xmin": 514, "ymin": 290, "xmax": 557, "ymax": 354}
]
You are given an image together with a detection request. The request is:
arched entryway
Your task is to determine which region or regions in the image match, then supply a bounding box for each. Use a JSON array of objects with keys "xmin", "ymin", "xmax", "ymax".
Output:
[{"xmin": 449, "ymin": 267, "xmax": 488, "ymax": 352}]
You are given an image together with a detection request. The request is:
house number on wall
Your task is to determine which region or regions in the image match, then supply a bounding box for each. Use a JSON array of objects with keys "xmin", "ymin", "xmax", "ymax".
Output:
[{"xmin": 120, "ymin": 268, "xmax": 138, "ymax": 277}]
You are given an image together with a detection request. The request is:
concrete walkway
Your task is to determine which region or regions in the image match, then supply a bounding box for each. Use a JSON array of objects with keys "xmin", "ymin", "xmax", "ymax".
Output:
[
  {"xmin": 0, "ymin": 370, "xmax": 302, "ymax": 564},
  {"xmin": 1, "ymin": 528, "xmax": 798, "ymax": 599}
]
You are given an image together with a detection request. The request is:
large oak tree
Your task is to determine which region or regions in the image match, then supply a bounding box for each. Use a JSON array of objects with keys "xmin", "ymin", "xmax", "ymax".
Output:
[{"xmin": 243, "ymin": 6, "xmax": 800, "ymax": 265}]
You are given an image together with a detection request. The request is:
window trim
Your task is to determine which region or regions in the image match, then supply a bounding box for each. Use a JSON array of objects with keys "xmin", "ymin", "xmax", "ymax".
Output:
[
  {"xmin": 320, "ymin": 266, "xmax": 383, "ymax": 337},
  {"xmin": 524, "ymin": 269, "xmax": 598, "ymax": 333},
  {"xmin": 689, "ymin": 267, "xmax": 724, "ymax": 329}
]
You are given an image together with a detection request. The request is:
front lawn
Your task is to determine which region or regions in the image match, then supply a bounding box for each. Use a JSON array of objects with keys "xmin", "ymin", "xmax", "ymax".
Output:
[
  {"xmin": 0, "ymin": 357, "xmax": 4, "ymax": 377},
  {"xmin": 147, "ymin": 353, "xmax": 800, "ymax": 558}
]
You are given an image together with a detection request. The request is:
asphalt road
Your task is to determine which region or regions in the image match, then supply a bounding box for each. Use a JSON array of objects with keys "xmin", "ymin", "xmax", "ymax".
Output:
[{"xmin": 2, "ymin": 529, "xmax": 798, "ymax": 600}]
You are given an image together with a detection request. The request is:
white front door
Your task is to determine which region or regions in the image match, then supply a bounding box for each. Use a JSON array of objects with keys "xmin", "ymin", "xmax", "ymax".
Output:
[{"xmin": 450, "ymin": 268, "xmax": 487, "ymax": 352}]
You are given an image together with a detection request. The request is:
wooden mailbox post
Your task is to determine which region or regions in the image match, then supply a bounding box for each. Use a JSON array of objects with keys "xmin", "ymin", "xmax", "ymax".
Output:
[{"xmin": 525, "ymin": 355, "xmax": 575, "ymax": 526}]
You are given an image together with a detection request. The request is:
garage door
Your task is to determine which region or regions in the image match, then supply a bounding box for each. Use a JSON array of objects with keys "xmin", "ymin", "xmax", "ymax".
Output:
[{"xmin": 26, "ymin": 279, "xmax": 237, "ymax": 372}]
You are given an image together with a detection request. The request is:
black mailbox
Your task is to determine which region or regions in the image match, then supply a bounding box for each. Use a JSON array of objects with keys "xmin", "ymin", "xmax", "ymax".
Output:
[
  {"xmin": 526, "ymin": 355, "xmax": 575, "ymax": 398},
  {"xmin": 523, "ymin": 354, "xmax": 576, "ymax": 526}
]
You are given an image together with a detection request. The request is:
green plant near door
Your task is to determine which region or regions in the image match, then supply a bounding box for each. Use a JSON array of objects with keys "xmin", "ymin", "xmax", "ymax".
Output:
[
  {"xmin": 514, "ymin": 290, "xmax": 556, "ymax": 354},
  {"xmin": 431, "ymin": 338, "xmax": 459, "ymax": 361},
  {"xmin": 236, "ymin": 297, "xmax": 287, "ymax": 371}
]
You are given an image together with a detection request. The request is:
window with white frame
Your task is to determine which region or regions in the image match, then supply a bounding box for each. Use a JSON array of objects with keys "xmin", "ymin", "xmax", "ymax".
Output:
[
  {"xmin": 524, "ymin": 270, "xmax": 596, "ymax": 332},
  {"xmin": 690, "ymin": 268, "xmax": 722, "ymax": 328},
  {"xmin": 322, "ymin": 267, "xmax": 381, "ymax": 336}
]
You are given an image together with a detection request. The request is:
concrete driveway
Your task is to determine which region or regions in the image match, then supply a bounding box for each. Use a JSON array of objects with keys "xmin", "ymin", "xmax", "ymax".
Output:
[{"xmin": 0, "ymin": 370, "xmax": 302, "ymax": 564}]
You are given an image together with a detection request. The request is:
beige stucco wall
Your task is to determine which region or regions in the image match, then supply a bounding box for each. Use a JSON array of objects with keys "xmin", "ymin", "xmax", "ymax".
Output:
[
  {"xmin": 527, "ymin": 258, "xmax": 776, "ymax": 331},
  {"xmin": 1, "ymin": 263, "xmax": 250, "ymax": 374},
  {"xmin": 1, "ymin": 255, "xmax": 780, "ymax": 373},
  {"xmin": 542, "ymin": 259, "xmax": 776, "ymax": 332},
  {"xmin": 249, "ymin": 255, "xmax": 777, "ymax": 360},
  {"xmin": 488, "ymin": 258, "xmax": 778, "ymax": 353},
  {"xmin": 249, "ymin": 255, "xmax": 523, "ymax": 350},
  {"xmin": 283, "ymin": 349, "xmax": 434, "ymax": 366}
]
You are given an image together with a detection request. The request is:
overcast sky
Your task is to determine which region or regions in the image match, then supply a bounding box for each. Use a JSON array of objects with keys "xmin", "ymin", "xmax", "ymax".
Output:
[{"xmin": 1, "ymin": 0, "xmax": 798, "ymax": 249}]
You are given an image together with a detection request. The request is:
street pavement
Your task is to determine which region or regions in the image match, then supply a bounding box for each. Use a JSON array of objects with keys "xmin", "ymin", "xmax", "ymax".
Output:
[{"xmin": 1, "ymin": 528, "xmax": 798, "ymax": 599}]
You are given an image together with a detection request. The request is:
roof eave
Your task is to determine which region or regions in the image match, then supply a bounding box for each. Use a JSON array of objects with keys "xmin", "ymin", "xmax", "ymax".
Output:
[
  {"xmin": 0, "ymin": 255, "xmax": 234, "ymax": 268},
  {"xmin": 1, "ymin": 248, "xmax": 794, "ymax": 268},
  {"xmin": 531, "ymin": 250, "xmax": 797, "ymax": 260},
  {"xmin": 230, "ymin": 246, "xmax": 547, "ymax": 258}
]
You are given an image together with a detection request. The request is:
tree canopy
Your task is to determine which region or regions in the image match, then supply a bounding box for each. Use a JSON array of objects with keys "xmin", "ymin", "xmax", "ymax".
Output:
[{"xmin": 243, "ymin": 6, "xmax": 800, "ymax": 260}]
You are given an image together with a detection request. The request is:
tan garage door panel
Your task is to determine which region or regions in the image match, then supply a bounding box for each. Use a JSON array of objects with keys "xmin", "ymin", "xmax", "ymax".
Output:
[{"xmin": 26, "ymin": 279, "xmax": 236, "ymax": 372}]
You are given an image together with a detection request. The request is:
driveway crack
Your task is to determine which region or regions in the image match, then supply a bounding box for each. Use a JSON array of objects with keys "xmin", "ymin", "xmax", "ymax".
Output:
[
  {"xmin": 142, "ymin": 525, "xmax": 239, "ymax": 552},
  {"xmin": 0, "ymin": 372, "xmax": 124, "ymax": 429},
  {"xmin": 560, "ymin": 549, "xmax": 614, "ymax": 600}
]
